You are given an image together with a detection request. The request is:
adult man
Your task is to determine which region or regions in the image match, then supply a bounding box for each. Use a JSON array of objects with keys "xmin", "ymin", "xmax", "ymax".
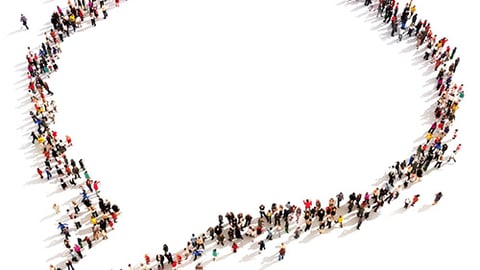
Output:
[{"xmin": 20, "ymin": 14, "xmax": 29, "ymax": 30}]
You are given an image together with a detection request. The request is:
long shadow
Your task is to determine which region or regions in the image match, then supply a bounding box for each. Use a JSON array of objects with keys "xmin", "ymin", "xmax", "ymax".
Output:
[
  {"xmin": 9, "ymin": 28, "xmax": 28, "ymax": 35},
  {"xmin": 258, "ymin": 252, "xmax": 280, "ymax": 270},
  {"xmin": 15, "ymin": 0, "xmax": 464, "ymax": 269}
]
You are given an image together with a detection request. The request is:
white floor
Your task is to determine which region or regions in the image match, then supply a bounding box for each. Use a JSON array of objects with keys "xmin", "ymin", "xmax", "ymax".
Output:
[{"xmin": 1, "ymin": 0, "xmax": 479, "ymax": 269}]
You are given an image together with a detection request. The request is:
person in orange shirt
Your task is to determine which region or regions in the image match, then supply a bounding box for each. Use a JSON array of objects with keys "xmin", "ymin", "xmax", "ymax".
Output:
[
  {"xmin": 411, "ymin": 194, "xmax": 420, "ymax": 207},
  {"xmin": 66, "ymin": 135, "xmax": 72, "ymax": 146}
]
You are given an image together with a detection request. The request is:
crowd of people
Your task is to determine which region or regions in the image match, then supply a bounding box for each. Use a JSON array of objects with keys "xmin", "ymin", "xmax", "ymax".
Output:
[
  {"xmin": 21, "ymin": 1, "xmax": 123, "ymax": 270},
  {"xmin": 18, "ymin": 0, "xmax": 463, "ymax": 269},
  {"xmin": 120, "ymin": 1, "xmax": 463, "ymax": 269}
]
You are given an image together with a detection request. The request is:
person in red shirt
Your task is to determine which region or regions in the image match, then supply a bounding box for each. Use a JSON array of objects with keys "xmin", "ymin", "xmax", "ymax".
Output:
[
  {"xmin": 93, "ymin": 180, "xmax": 100, "ymax": 194},
  {"xmin": 303, "ymin": 199, "xmax": 312, "ymax": 210},
  {"xmin": 37, "ymin": 167, "xmax": 44, "ymax": 179},
  {"xmin": 232, "ymin": 242, "xmax": 238, "ymax": 253}
]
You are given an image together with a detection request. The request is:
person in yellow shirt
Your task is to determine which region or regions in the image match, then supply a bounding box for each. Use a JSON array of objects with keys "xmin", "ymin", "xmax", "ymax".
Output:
[
  {"xmin": 410, "ymin": 5, "xmax": 416, "ymax": 17},
  {"xmin": 90, "ymin": 215, "xmax": 97, "ymax": 225},
  {"xmin": 336, "ymin": 215, "xmax": 344, "ymax": 228},
  {"xmin": 425, "ymin": 132, "xmax": 433, "ymax": 142}
]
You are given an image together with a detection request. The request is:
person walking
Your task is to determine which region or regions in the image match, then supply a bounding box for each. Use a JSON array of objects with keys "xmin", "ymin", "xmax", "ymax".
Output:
[
  {"xmin": 432, "ymin": 192, "xmax": 443, "ymax": 205},
  {"xmin": 78, "ymin": 159, "xmax": 85, "ymax": 171},
  {"xmin": 434, "ymin": 154, "xmax": 444, "ymax": 168},
  {"xmin": 20, "ymin": 14, "xmax": 29, "ymax": 30},
  {"xmin": 356, "ymin": 216, "xmax": 364, "ymax": 230},
  {"xmin": 45, "ymin": 167, "xmax": 53, "ymax": 180},
  {"xmin": 83, "ymin": 236, "xmax": 92, "ymax": 249},
  {"xmin": 65, "ymin": 259, "xmax": 74, "ymax": 270},
  {"xmin": 37, "ymin": 167, "xmax": 44, "ymax": 179},
  {"xmin": 411, "ymin": 194, "xmax": 420, "ymax": 207}
]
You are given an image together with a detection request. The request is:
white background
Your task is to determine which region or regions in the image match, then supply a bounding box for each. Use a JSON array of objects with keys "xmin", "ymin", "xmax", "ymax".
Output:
[{"xmin": 1, "ymin": 0, "xmax": 479, "ymax": 269}]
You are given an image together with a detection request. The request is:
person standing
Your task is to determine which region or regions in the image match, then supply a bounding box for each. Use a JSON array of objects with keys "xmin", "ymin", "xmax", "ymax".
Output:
[
  {"xmin": 73, "ymin": 244, "xmax": 83, "ymax": 259},
  {"xmin": 336, "ymin": 192, "xmax": 344, "ymax": 208},
  {"xmin": 266, "ymin": 227, "xmax": 273, "ymax": 240},
  {"xmin": 231, "ymin": 242, "xmax": 238, "ymax": 253},
  {"xmin": 45, "ymin": 167, "xmax": 53, "ymax": 180},
  {"xmin": 20, "ymin": 14, "xmax": 29, "ymax": 30},
  {"xmin": 89, "ymin": 12, "xmax": 96, "ymax": 27},
  {"xmin": 404, "ymin": 196, "xmax": 411, "ymax": 209},
  {"xmin": 258, "ymin": 240, "xmax": 266, "ymax": 253},
  {"xmin": 156, "ymin": 254, "xmax": 165, "ymax": 269},
  {"xmin": 336, "ymin": 215, "xmax": 344, "ymax": 228},
  {"xmin": 53, "ymin": 203, "xmax": 60, "ymax": 214},
  {"xmin": 278, "ymin": 243, "xmax": 286, "ymax": 261},
  {"xmin": 294, "ymin": 226, "xmax": 301, "ymax": 239},
  {"xmin": 102, "ymin": 4, "xmax": 108, "ymax": 19},
  {"xmin": 93, "ymin": 180, "xmax": 100, "ymax": 195}
]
